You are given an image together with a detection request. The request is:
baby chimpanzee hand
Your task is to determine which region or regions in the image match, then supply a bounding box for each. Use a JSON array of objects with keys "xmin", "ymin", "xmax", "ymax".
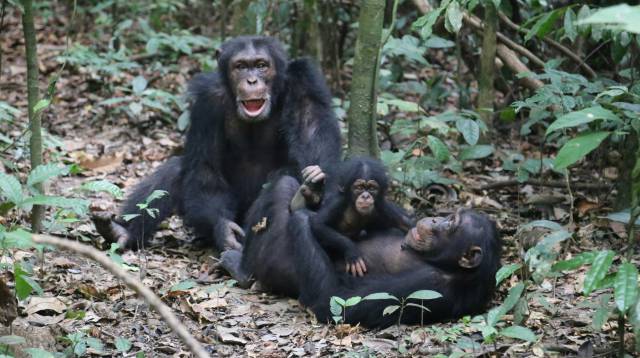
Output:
[{"xmin": 345, "ymin": 249, "xmax": 367, "ymax": 277}]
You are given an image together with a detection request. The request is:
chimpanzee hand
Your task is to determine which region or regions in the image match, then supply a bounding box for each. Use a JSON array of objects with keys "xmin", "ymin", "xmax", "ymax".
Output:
[
  {"xmin": 302, "ymin": 165, "xmax": 326, "ymax": 184},
  {"xmin": 345, "ymin": 249, "xmax": 367, "ymax": 277},
  {"xmin": 219, "ymin": 219, "xmax": 245, "ymax": 251}
]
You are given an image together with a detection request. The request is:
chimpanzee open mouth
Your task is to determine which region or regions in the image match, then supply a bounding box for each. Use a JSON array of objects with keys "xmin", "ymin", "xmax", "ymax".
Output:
[{"xmin": 241, "ymin": 99, "xmax": 267, "ymax": 117}]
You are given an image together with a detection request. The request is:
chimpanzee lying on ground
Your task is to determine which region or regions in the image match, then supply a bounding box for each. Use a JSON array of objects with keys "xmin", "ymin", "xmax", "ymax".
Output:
[
  {"xmin": 309, "ymin": 157, "xmax": 413, "ymax": 276},
  {"xmin": 93, "ymin": 36, "xmax": 340, "ymax": 251},
  {"xmin": 221, "ymin": 176, "xmax": 501, "ymax": 328}
]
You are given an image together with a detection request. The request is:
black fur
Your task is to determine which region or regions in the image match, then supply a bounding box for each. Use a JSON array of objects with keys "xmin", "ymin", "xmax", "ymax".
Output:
[
  {"xmin": 309, "ymin": 157, "xmax": 412, "ymax": 268},
  {"xmin": 118, "ymin": 36, "xmax": 341, "ymax": 250},
  {"xmin": 237, "ymin": 176, "xmax": 501, "ymax": 328}
]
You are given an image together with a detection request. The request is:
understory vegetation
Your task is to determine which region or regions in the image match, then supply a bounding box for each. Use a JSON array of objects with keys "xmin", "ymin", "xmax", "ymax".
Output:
[{"xmin": 1, "ymin": 0, "xmax": 639, "ymax": 356}]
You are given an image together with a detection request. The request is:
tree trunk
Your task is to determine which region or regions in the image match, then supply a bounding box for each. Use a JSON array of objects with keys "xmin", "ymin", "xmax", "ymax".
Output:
[
  {"xmin": 347, "ymin": 0, "xmax": 385, "ymax": 158},
  {"xmin": 477, "ymin": 1, "xmax": 497, "ymax": 136},
  {"xmin": 21, "ymin": 0, "xmax": 44, "ymax": 233}
]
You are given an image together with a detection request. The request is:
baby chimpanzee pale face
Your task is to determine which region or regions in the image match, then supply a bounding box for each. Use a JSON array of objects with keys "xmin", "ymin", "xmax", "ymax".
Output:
[{"xmin": 351, "ymin": 179, "xmax": 380, "ymax": 216}]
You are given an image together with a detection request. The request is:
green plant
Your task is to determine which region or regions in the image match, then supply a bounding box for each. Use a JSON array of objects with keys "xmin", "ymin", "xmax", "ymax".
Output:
[{"xmin": 61, "ymin": 331, "xmax": 105, "ymax": 357}]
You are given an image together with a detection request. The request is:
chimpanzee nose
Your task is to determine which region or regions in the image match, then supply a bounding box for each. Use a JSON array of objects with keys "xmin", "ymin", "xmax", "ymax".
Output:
[
  {"xmin": 247, "ymin": 77, "xmax": 258, "ymax": 85},
  {"xmin": 361, "ymin": 192, "xmax": 371, "ymax": 200}
]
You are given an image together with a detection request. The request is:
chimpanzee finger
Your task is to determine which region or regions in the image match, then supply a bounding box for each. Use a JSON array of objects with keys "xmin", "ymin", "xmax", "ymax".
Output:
[
  {"xmin": 224, "ymin": 235, "xmax": 243, "ymax": 251},
  {"xmin": 228, "ymin": 221, "xmax": 246, "ymax": 238},
  {"xmin": 308, "ymin": 171, "xmax": 325, "ymax": 183},
  {"xmin": 358, "ymin": 259, "xmax": 367, "ymax": 273},
  {"xmin": 355, "ymin": 262, "xmax": 364, "ymax": 277},
  {"xmin": 302, "ymin": 165, "xmax": 319, "ymax": 180}
]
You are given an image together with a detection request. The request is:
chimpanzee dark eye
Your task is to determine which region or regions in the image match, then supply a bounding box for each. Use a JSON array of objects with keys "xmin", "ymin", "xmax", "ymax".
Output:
[
  {"xmin": 257, "ymin": 62, "xmax": 269, "ymax": 70},
  {"xmin": 236, "ymin": 63, "xmax": 247, "ymax": 70}
]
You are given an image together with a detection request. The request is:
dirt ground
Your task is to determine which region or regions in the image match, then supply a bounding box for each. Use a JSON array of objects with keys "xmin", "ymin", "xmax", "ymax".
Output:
[{"xmin": 0, "ymin": 7, "xmax": 633, "ymax": 357}]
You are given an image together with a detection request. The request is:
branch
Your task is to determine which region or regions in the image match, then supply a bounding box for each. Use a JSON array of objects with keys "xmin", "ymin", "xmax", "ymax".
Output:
[
  {"xmin": 497, "ymin": 12, "xmax": 597, "ymax": 79},
  {"xmin": 478, "ymin": 179, "xmax": 610, "ymax": 191},
  {"xmin": 32, "ymin": 235, "xmax": 211, "ymax": 358},
  {"xmin": 496, "ymin": 44, "xmax": 544, "ymax": 91},
  {"xmin": 463, "ymin": 13, "xmax": 546, "ymax": 68}
]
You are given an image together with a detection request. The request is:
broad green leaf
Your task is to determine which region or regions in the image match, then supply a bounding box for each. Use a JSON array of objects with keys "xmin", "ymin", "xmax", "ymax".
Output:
[
  {"xmin": 0, "ymin": 335, "xmax": 26, "ymax": 345},
  {"xmin": 578, "ymin": 4, "xmax": 640, "ymax": 34},
  {"xmin": 405, "ymin": 302, "xmax": 430, "ymax": 312},
  {"xmin": 525, "ymin": 9, "xmax": 562, "ymax": 42},
  {"xmin": 177, "ymin": 110, "xmax": 190, "ymax": 131},
  {"xmin": 630, "ymin": 298, "xmax": 640, "ymax": 351},
  {"xmin": 383, "ymin": 305, "xmax": 400, "ymax": 316},
  {"xmin": 592, "ymin": 302, "xmax": 612, "ymax": 331},
  {"xmin": 170, "ymin": 280, "xmax": 197, "ymax": 292},
  {"xmin": 1, "ymin": 229, "xmax": 34, "ymax": 250},
  {"xmin": 496, "ymin": 263, "xmax": 522, "ymax": 286},
  {"xmin": 456, "ymin": 118, "xmax": 480, "ymax": 145},
  {"xmin": 0, "ymin": 172, "xmax": 23, "ymax": 204},
  {"xmin": 445, "ymin": 1, "xmax": 463, "ymax": 33},
  {"xmin": 363, "ymin": 292, "xmax": 399, "ymax": 301},
  {"xmin": 583, "ymin": 250, "xmax": 615, "ymax": 295},
  {"xmin": 345, "ymin": 296, "xmax": 362, "ymax": 306},
  {"xmin": 459, "ymin": 145, "xmax": 494, "ymax": 161},
  {"xmin": 27, "ymin": 163, "xmax": 68, "ymax": 187},
  {"xmin": 86, "ymin": 337, "xmax": 104, "ymax": 352},
  {"xmin": 20, "ymin": 195, "xmax": 89, "ymax": 215},
  {"xmin": 605, "ymin": 210, "xmax": 640, "ymax": 226},
  {"xmin": 614, "ymin": 263, "xmax": 638, "ymax": 312},
  {"xmin": 330, "ymin": 297, "xmax": 343, "ymax": 316},
  {"xmin": 563, "ymin": 8, "xmax": 577, "ymax": 42},
  {"xmin": 144, "ymin": 190, "xmax": 168, "ymax": 205},
  {"xmin": 33, "ymin": 99, "xmax": 51, "ymax": 115},
  {"xmin": 23, "ymin": 348, "xmax": 56, "ymax": 358},
  {"xmin": 546, "ymin": 106, "xmax": 621, "ymax": 135},
  {"xmin": 331, "ymin": 296, "xmax": 346, "ymax": 306},
  {"xmin": 385, "ymin": 99, "xmax": 420, "ymax": 112},
  {"xmin": 488, "ymin": 283, "xmax": 525, "ymax": 326},
  {"xmin": 427, "ymin": 135, "xmax": 450, "ymax": 162},
  {"xmin": 500, "ymin": 325, "xmax": 537, "ymax": 342},
  {"xmin": 407, "ymin": 290, "xmax": 442, "ymax": 300},
  {"xmin": 553, "ymin": 131, "xmax": 609, "ymax": 170},
  {"xmin": 14, "ymin": 263, "xmax": 42, "ymax": 300},
  {"xmin": 79, "ymin": 180, "xmax": 124, "ymax": 199},
  {"xmin": 132, "ymin": 76, "xmax": 148, "ymax": 94},
  {"xmin": 122, "ymin": 214, "xmax": 140, "ymax": 222},
  {"xmin": 553, "ymin": 251, "xmax": 597, "ymax": 271},
  {"xmin": 115, "ymin": 337, "xmax": 132, "ymax": 353},
  {"xmin": 146, "ymin": 38, "xmax": 160, "ymax": 54}
]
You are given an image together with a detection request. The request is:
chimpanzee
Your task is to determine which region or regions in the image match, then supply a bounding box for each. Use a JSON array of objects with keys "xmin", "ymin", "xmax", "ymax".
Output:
[
  {"xmin": 221, "ymin": 176, "xmax": 501, "ymax": 328},
  {"xmin": 309, "ymin": 157, "xmax": 413, "ymax": 276},
  {"xmin": 94, "ymin": 36, "xmax": 341, "ymax": 251},
  {"xmin": 292, "ymin": 206, "xmax": 501, "ymax": 328}
]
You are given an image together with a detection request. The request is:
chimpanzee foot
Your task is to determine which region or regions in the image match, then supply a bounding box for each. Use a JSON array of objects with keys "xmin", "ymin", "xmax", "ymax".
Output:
[
  {"xmin": 220, "ymin": 249, "xmax": 253, "ymax": 288},
  {"xmin": 91, "ymin": 212, "xmax": 130, "ymax": 251}
]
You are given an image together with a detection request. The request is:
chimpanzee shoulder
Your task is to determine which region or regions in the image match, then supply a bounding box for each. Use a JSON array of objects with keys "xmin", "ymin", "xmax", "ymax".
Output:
[{"xmin": 285, "ymin": 58, "xmax": 333, "ymax": 106}]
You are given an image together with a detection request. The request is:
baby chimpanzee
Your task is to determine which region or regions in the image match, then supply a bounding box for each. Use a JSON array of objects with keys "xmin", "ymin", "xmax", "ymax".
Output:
[{"xmin": 310, "ymin": 157, "xmax": 413, "ymax": 276}]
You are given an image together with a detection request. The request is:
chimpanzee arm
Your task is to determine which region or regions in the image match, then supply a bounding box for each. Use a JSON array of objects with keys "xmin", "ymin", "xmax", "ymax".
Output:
[
  {"xmin": 181, "ymin": 73, "xmax": 243, "ymax": 250},
  {"xmin": 309, "ymin": 200, "xmax": 359, "ymax": 257},
  {"xmin": 376, "ymin": 200, "xmax": 414, "ymax": 232},
  {"xmin": 283, "ymin": 59, "xmax": 341, "ymax": 176}
]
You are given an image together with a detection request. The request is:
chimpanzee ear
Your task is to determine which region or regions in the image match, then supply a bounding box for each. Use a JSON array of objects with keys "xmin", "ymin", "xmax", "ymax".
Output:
[
  {"xmin": 458, "ymin": 246, "xmax": 483, "ymax": 269},
  {"xmin": 215, "ymin": 48, "xmax": 222, "ymax": 60}
]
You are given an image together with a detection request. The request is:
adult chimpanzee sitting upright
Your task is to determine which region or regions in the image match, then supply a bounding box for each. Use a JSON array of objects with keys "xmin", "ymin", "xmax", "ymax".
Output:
[
  {"xmin": 95, "ymin": 36, "xmax": 340, "ymax": 251},
  {"xmin": 224, "ymin": 176, "xmax": 501, "ymax": 328}
]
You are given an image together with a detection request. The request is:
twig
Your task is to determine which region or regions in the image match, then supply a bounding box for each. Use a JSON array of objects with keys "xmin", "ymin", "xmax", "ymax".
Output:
[
  {"xmin": 32, "ymin": 234, "xmax": 211, "ymax": 358},
  {"xmin": 564, "ymin": 172, "xmax": 575, "ymax": 226},
  {"xmin": 478, "ymin": 179, "xmax": 610, "ymax": 191},
  {"xmin": 497, "ymin": 12, "xmax": 597, "ymax": 78}
]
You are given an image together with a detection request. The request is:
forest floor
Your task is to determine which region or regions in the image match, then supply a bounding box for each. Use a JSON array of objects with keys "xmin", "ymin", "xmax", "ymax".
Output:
[{"xmin": 0, "ymin": 8, "xmax": 634, "ymax": 358}]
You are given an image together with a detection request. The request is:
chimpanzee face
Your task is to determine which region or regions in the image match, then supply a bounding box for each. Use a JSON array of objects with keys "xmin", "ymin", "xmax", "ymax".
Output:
[
  {"xmin": 228, "ymin": 45, "xmax": 277, "ymax": 122},
  {"xmin": 402, "ymin": 209, "xmax": 489, "ymax": 269},
  {"xmin": 351, "ymin": 179, "xmax": 380, "ymax": 216}
]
